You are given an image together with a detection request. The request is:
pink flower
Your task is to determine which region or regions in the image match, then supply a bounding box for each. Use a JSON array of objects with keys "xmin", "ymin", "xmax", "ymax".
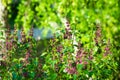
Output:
[
  {"xmin": 105, "ymin": 47, "xmax": 109, "ymax": 51},
  {"xmin": 6, "ymin": 41, "xmax": 12, "ymax": 50},
  {"xmin": 57, "ymin": 45, "xmax": 63, "ymax": 53},
  {"xmin": 84, "ymin": 61, "xmax": 88, "ymax": 65},
  {"xmin": 65, "ymin": 67, "xmax": 77, "ymax": 74},
  {"xmin": 89, "ymin": 56, "xmax": 93, "ymax": 60},
  {"xmin": 104, "ymin": 39, "xmax": 111, "ymax": 56}
]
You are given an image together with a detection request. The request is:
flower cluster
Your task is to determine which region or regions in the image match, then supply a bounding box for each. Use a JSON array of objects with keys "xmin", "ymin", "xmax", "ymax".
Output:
[
  {"xmin": 64, "ymin": 21, "xmax": 72, "ymax": 39},
  {"xmin": 104, "ymin": 39, "xmax": 111, "ymax": 56},
  {"xmin": 23, "ymin": 50, "xmax": 31, "ymax": 65},
  {"xmin": 65, "ymin": 63, "xmax": 77, "ymax": 74},
  {"xmin": 94, "ymin": 23, "xmax": 101, "ymax": 45},
  {"xmin": 65, "ymin": 43, "xmax": 89, "ymax": 74},
  {"xmin": 6, "ymin": 40, "xmax": 12, "ymax": 50},
  {"xmin": 56, "ymin": 45, "xmax": 63, "ymax": 53},
  {"xmin": 20, "ymin": 28, "xmax": 26, "ymax": 43},
  {"xmin": 5, "ymin": 26, "xmax": 11, "ymax": 50}
]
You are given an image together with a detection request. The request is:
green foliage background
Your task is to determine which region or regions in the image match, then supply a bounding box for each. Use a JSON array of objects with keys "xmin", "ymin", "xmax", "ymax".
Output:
[{"xmin": 0, "ymin": 0, "xmax": 120, "ymax": 80}]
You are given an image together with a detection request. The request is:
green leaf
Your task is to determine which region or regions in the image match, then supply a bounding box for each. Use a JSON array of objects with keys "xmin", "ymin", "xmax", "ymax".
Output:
[
  {"xmin": 77, "ymin": 64, "xmax": 83, "ymax": 73},
  {"xmin": 41, "ymin": 52, "xmax": 48, "ymax": 56},
  {"xmin": 34, "ymin": 57, "xmax": 39, "ymax": 66},
  {"xmin": 30, "ymin": 72, "xmax": 35, "ymax": 78},
  {"xmin": 12, "ymin": 72, "xmax": 17, "ymax": 80},
  {"xmin": 13, "ymin": 58, "xmax": 18, "ymax": 63},
  {"xmin": 73, "ymin": 74, "xmax": 77, "ymax": 80},
  {"xmin": 50, "ymin": 73, "xmax": 57, "ymax": 80},
  {"xmin": 43, "ymin": 64, "xmax": 49, "ymax": 70}
]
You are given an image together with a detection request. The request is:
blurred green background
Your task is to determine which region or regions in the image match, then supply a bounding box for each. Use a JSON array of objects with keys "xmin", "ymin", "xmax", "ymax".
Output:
[{"xmin": 0, "ymin": 0, "xmax": 120, "ymax": 79}]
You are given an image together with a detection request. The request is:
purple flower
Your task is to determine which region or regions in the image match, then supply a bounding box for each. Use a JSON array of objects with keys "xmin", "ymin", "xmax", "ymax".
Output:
[
  {"xmin": 57, "ymin": 45, "xmax": 63, "ymax": 53},
  {"xmin": 84, "ymin": 61, "xmax": 88, "ymax": 65},
  {"xmin": 6, "ymin": 41, "xmax": 12, "ymax": 50},
  {"xmin": 65, "ymin": 66, "xmax": 77, "ymax": 74},
  {"xmin": 94, "ymin": 24, "xmax": 101, "ymax": 45},
  {"xmin": 105, "ymin": 47, "xmax": 109, "ymax": 51},
  {"xmin": 89, "ymin": 56, "xmax": 93, "ymax": 60},
  {"xmin": 104, "ymin": 39, "xmax": 111, "ymax": 56},
  {"xmin": 64, "ymin": 21, "xmax": 72, "ymax": 39}
]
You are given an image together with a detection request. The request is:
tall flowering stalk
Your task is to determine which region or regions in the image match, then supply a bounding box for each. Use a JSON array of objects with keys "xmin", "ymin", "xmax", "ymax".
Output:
[
  {"xmin": 76, "ymin": 48, "xmax": 84, "ymax": 64},
  {"xmin": 76, "ymin": 44, "xmax": 88, "ymax": 69},
  {"xmin": 10, "ymin": 26, "xmax": 18, "ymax": 49},
  {"xmin": 23, "ymin": 27, "xmax": 33, "ymax": 65},
  {"xmin": 104, "ymin": 39, "xmax": 111, "ymax": 56},
  {"xmin": 64, "ymin": 20, "xmax": 72, "ymax": 39},
  {"xmin": 24, "ymin": 50, "xmax": 31, "ymax": 65},
  {"xmin": 88, "ymin": 49, "xmax": 93, "ymax": 60},
  {"xmin": 65, "ymin": 42, "xmax": 89, "ymax": 74},
  {"xmin": 29, "ymin": 27, "xmax": 33, "ymax": 41},
  {"xmin": 3, "ymin": 4, "xmax": 12, "ymax": 51},
  {"xmin": 20, "ymin": 27, "xmax": 26, "ymax": 43},
  {"xmin": 0, "ymin": 3, "xmax": 11, "ymax": 68},
  {"xmin": 94, "ymin": 23, "xmax": 101, "ymax": 46},
  {"xmin": 5, "ymin": 25, "xmax": 12, "ymax": 51}
]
